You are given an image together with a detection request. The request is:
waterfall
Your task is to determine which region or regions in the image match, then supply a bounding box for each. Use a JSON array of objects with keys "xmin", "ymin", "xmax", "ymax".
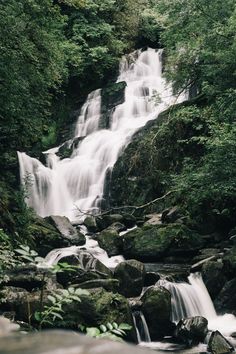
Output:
[
  {"xmin": 158, "ymin": 273, "xmax": 236, "ymax": 337},
  {"xmin": 132, "ymin": 311, "xmax": 151, "ymax": 343},
  {"xmin": 18, "ymin": 48, "xmax": 186, "ymax": 222}
]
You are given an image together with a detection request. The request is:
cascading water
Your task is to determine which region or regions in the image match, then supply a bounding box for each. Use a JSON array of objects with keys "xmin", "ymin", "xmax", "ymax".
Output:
[
  {"xmin": 18, "ymin": 48, "xmax": 186, "ymax": 222},
  {"xmin": 158, "ymin": 273, "xmax": 236, "ymax": 338},
  {"xmin": 132, "ymin": 311, "xmax": 151, "ymax": 344}
]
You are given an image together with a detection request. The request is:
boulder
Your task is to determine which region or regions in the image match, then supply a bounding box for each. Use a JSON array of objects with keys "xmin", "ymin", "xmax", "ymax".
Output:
[
  {"xmin": 29, "ymin": 216, "xmax": 69, "ymax": 256},
  {"xmin": 201, "ymin": 260, "xmax": 227, "ymax": 300},
  {"xmin": 144, "ymin": 272, "xmax": 160, "ymax": 287},
  {"xmin": 123, "ymin": 224, "xmax": 203, "ymax": 261},
  {"xmin": 1, "ymin": 265, "xmax": 57, "ymax": 292},
  {"xmin": 62, "ymin": 287, "xmax": 134, "ymax": 336},
  {"xmin": 83, "ymin": 216, "xmax": 98, "ymax": 233},
  {"xmin": 207, "ymin": 330, "xmax": 234, "ymax": 354},
  {"xmin": 114, "ymin": 260, "xmax": 145, "ymax": 297},
  {"xmin": 97, "ymin": 227, "xmax": 123, "ymax": 257},
  {"xmin": 141, "ymin": 286, "xmax": 172, "ymax": 340},
  {"xmin": 56, "ymin": 252, "xmax": 113, "ymax": 287},
  {"xmin": 46, "ymin": 215, "xmax": 85, "ymax": 246},
  {"xmin": 175, "ymin": 316, "xmax": 208, "ymax": 346},
  {"xmin": 214, "ymin": 278, "xmax": 236, "ymax": 315},
  {"xmin": 100, "ymin": 81, "xmax": 127, "ymax": 129},
  {"xmin": 222, "ymin": 246, "xmax": 236, "ymax": 279},
  {"xmin": 0, "ymin": 330, "xmax": 154, "ymax": 354},
  {"xmin": 96, "ymin": 214, "xmax": 124, "ymax": 231}
]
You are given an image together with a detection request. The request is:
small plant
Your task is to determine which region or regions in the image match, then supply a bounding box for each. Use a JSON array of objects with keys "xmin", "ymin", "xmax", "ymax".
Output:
[
  {"xmin": 35, "ymin": 287, "xmax": 89, "ymax": 328},
  {"xmin": 84, "ymin": 322, "xmax": 132, "ymax": 342},
  {"xmin": 15, "ymin": 245, "xmax": 44, "ymax": 264}
]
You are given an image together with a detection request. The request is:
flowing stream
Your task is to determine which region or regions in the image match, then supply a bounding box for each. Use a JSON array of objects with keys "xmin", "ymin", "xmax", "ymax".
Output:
[
  {"xmin": 18, "ymin": 48, "xmax": 186, "ymax": 222},
  {"xmin": 138, "ymin": 273, "xmax": 236, "ymax": 352}
]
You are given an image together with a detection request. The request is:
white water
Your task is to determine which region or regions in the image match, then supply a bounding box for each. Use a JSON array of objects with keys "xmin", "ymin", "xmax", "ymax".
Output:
[
  {"xmin": 39, "ymin": 236, "xmax": 124, "ymax": 270},
  {"xmin": 18, "ymin": 48, "xmax": 186, "ymax": 222},
  {"xmin": 133, "ymin": 311, "xmax": 151, "ymax": 343},
  {"xmin": 158, "ymin": 273, "xmax": 236, "ymax": 337}
]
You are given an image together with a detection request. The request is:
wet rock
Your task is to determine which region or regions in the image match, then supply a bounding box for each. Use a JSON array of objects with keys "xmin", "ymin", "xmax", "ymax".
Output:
[
  {"xmin": 46, "ymin": 215, "xmax": 85, "ymax": 246},
  {"xmin": 123, "ymin": 224, "xmax": 203, "ymax": 261},
  {"xmin": 83, "ymin": 216, "xmax": 98, "ymax": 233},
  {"xmin": 162, "ymin": 207, "xmax": 180, "ymax": 223},
  {"xmin": 29, "ymin": 216, "xmax": 69, "ymax": 256},
  {"xmin": 201, "ymin": 260, "xmax": 227, "ymax": 300},
  {"xmin": 56, "ymin": 252, "xmax": 112, "ymax": 286},
  {"xmin": 214, "ymin": 278, "xmax": 236, "ymax": 315},
  {"xmin": 97, "ymin": 227, "xmax": 123, "ymax": 256},
  {"xmin": 108, "ymin": 222, "xmax": 126, "ymax": 233},
  {"xmin": 62, "ymin": 287, "xmax": 134, "ymax": 336},
  {"xmin": 207, "ymin": 330, "xmax": 234, "ymax": 354},
  {"xmin": 144, "ymin": 272, "xmax": 160, "ymax": 286},
  {"xmin": 100, "ymin": 81, "xmax": 127, "ymax": 129},
  {"xmin": 141, "ymin": 286, "xmax": 172, "ymax": 340},
  {"xmin": 0, "ymin": 330, "xmax": 153, "ymax": 354},
  {"xmin": 114, "ymin": 260, "xmax": 145, "ymax": 297},
  {"xmin": 122, "ymin": 214, "xmax": 136, "ymax": 228},
  {"xmin": 77, "ymin": 279, "xmax": 120, "ymax": 292},
  {"xmin": 2, "ymin": 265, "xmax": 53, "ymax": 291},
  {"xmin": 175, "ymin": 316, "xmax": 208, "ymax": 346},
  {"xmin": 222, "ymin": 246, "xmax": 236, "ymax": 279}
]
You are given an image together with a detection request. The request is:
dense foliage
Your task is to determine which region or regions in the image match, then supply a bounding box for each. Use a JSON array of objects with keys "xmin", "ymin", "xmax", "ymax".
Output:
[{"xmin": 153, "ymin": 0, "xmax": 236, "ymax": 231}]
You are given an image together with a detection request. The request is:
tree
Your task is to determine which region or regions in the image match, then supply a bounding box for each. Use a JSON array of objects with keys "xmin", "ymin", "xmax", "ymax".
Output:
[{"xmin": 155, "ymin": 0, "xmax": 236, "ymax": 95}]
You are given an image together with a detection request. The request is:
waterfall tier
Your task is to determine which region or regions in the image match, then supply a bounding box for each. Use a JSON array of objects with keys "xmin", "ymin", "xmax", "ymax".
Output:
[
  {"xmin": 18, "ymin": 48, "xmax": 186, "ymax": 221},
  {"xmin": 158, "ymin": 273, "xmax": 236, "ymax": 338}
]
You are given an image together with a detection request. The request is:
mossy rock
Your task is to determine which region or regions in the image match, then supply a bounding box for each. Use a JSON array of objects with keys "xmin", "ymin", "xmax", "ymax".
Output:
[
  {"xmin": 114, "ymin": 260, "xmax": 145, "ymax": 297},
  {"xmin": 141, "ymin": 286, "xmax": 172, "ymax": 340},
  {"xmin": 202, "ymin": 260, "xmax": 227, "ymax": 300},
  {"xmin": 29, "ymin": 216, "xmax": 69, "ymax": 256},
  {"xmin": 97, "ymin": 227, "xmax": 123, "ymax": 256},
  {"xmin": 123, "ymin": 223, "xmax": 203, "ymax": 261},
  {"xmin": 222, "ymin": 246, "xmax": 236, "ymax": 279},
  {"xmin": 63, "ymin": 287, "xmax": 134, "ymax": 338},
  {"xmin": 83, "ymin": 216, "xmax": 98, "ymax": 233}
]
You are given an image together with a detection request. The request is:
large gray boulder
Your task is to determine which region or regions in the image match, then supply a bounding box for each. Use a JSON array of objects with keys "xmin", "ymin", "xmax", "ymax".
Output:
[
  {"xmin": 0, "ymin": 330, "xmax": 155, "ymax": 354},
  {"xmin": 46, "ymin": 215, "xmax": 85, "ymax": 245},
  {"xmin": 114, "ymin": 260, "xmax": 145, "ymax": 297},
  {"xmin": 141, "ymin": 286, "xmax": 173, "ymax": 340}
]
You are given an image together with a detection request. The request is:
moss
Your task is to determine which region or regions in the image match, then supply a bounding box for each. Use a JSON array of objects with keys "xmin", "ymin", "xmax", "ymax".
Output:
[{"xmin": 123, "ymin": 223, "xmax": 204, "ymax": 261}]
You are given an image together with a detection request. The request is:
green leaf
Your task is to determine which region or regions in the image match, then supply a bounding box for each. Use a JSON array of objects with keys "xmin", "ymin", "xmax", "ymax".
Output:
[
  {"xmin": 86, "ymin": 327, "xmax": 100, "ymax": 337},
  {"xmin": 100, "ymin": 325, "xmax": 107, "ymax": 333},
  {"xmin": 34, "ymin": 311, "xmax": 42, "ymax": 321},
  {"xmin": 47, "ymin": 295, "xmax": 56, "ymax": 304},
  {"xmin": 118, "ymin": 323, "xmax": 132, "ymax": 330},
  {"xmin": 106, "ymin": 322, "xmax": 113, "ymax": 330}
]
